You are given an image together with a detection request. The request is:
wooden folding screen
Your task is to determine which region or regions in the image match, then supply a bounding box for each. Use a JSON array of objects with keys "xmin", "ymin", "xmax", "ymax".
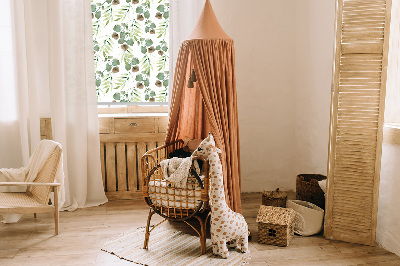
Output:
[{"xmin": 325, "ymin": 0, "xmax": 392, "ymax": 245}]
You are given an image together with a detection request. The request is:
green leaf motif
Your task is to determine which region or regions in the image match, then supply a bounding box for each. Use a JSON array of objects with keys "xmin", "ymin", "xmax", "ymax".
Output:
[
  {"xmin": 144, "ymin": 10, "xmax": 150, "ymax": 19},
  {"xmin": 141, "ymin": 46, "xmax": 147, "ymax": 54},
  {"xmin": 145, "ymin": 39, "xmax": 153, "ymax": 47},
  {"xmin": 163, "ymin": 79, "xmax": 168, "ymax": 87},
  {"xmin": 136, "ymin": 74, "xmax": 143, "ymax": 81},
  {"xmin": 113, "ymin": 25, "xmax": 121, "ymax": 32},
  {"xmin": 113, "ymin": 92, "xmax": 121, "ymax": 100},
  {"xmin": 106, "ymin": 64, "xmax": 112, "ymax": 71},
  {"xmin": 156, "ymin": 73, "xmax": 164, "ymax": 80},
  {"xmin": 157, "ymin": 5, "xmax": 164, "ymax": 12},
  {"xmin": 112, "ymin": 59, "xmax": 120, "ymax": 66},
  {"xmin": 131, "ymin": 57, "xmax": 139, "ymax": 65},
  {"xmin": 95, "ymin": 11, "xmax": 101, "ymax": 19},
  {"xmin": 136, "ymin": 6, "xmax": 143, "ymax": 13}
]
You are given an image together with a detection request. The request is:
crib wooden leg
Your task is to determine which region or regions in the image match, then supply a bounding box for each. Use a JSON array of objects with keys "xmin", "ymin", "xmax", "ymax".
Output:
[
  {"xmin": 193, "ymin": 214, "xmax": 208, "ymax": 255},
  {"xmin": 144, "ymin": 209, "xmax": 155, "ymax": 249},
  {"xmin": 34, "ymin": 213, "xmax": 37, "ymax": 218},
  {"xmin": 199, "ymin": 217, "xmax": 206, "ymax": 255}
]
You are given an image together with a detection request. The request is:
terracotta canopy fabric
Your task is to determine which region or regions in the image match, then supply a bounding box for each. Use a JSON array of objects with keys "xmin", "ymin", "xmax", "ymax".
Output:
[{"xmin": 166, "ymin": 38, "xmax": 242, "ymax": 212}]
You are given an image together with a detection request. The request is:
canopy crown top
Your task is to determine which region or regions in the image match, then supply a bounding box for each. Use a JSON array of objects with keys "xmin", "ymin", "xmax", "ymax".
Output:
[{"xmin": 188, "ymin": 0, "xmax": 231, "ymax": 40}]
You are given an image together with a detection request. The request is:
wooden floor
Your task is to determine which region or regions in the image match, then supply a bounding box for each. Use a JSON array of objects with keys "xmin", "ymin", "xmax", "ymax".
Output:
[{"xmin": 1, "ymin": 193, "xmax": 399, "ymax": 266}]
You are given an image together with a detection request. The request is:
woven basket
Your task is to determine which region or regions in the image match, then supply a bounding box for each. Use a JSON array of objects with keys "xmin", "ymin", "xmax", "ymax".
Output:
[
  {"xmin": 262, "ymin": 188, "xmax": 287, "ymax": 208},
  {"xmin": 256, "ymin": 205, "xmax": 296, "ymax": 247},
  {"xmin": 296, "ymin": 174, "xmax": 326, "ymax": 209}
]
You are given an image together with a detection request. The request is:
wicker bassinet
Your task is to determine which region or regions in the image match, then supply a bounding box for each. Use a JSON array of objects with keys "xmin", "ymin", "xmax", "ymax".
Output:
[{"xmin": 141, "ymin": 140, "xmax": 210, "ymax": 254}]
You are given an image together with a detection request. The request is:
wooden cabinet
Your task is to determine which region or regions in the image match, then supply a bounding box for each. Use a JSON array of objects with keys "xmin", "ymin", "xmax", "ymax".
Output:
[{"xmin": 98, "ymin": 115, "xmax": 168, "ymax": 200}]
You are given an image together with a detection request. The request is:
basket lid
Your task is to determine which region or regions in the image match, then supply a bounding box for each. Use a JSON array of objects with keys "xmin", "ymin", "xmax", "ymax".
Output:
[
  {"xmin": 256, "ymin": 205, "xmax": 296, "ymax": 225},
  {"xmin": 262, "ymin": 188, "xmax": 287, "ymax": 199}
]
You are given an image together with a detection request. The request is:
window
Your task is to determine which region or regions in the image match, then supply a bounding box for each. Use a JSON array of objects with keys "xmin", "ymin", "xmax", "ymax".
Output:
[{"xmin": 91, "ymin": 0, "xmax": 169, "ymax": 103}]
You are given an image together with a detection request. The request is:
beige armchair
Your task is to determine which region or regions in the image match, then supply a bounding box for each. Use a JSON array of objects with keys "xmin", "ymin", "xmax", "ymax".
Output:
[{"xmin": 0, "ymin": 145, "xmax": 62, "ymax": 234}]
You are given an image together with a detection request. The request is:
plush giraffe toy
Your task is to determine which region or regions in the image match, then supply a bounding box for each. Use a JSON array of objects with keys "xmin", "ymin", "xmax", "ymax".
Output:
[{"xmin": 192, "ymin": 133, "xmax": 248, "ymax": 258}]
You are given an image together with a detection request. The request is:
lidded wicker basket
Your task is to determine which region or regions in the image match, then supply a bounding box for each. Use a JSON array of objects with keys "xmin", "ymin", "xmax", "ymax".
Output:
[
  {"xmin": 256, "ymin": 205, "xmax": 296, "ymax": 247},
  {"xmin": 296, "ymin": 174, "xmax": 326, "ymax": 209},
  {"xmin": 262, "ymin": 188, "xmax": 287, "ymax": 208}
]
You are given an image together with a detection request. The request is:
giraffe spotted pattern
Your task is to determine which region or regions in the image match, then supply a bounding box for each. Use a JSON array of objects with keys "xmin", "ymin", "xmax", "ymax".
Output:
[{"xmin": 192, "ymin": 134, "xmax": 249, "ymax": 258}]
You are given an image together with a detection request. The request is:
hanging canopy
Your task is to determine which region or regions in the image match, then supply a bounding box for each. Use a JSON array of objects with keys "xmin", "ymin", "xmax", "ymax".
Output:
[{"xmin": 166, "ymin": 0, "xmax": 242, "ymax": 212}]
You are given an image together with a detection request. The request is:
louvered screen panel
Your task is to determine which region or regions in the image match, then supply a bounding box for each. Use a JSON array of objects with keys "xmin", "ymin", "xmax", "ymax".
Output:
[{"xmin": 325, "ymin": 0, "xmax": 392, "ymax": 245}]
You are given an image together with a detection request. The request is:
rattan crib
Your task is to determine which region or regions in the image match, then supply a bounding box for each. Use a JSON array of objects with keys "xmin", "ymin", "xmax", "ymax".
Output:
[{"xmin": 141, "ymin": 140, "xmax": 210, "ymax": 254}]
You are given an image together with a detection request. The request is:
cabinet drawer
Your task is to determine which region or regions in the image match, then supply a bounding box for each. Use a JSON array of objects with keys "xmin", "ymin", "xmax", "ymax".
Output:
[
  {"xmin": 157, "ymin": 117, "xmax": 168, "ymax": 133},
  {"xmin": 114, "ymin": 118, "xmax": 155, "ymax": 133}
]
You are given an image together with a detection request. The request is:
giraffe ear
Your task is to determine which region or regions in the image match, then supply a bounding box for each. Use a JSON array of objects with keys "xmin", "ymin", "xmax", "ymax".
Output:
[{"xmin": 211, "ymin": 144, "xmax": 222, "ymax": 154}]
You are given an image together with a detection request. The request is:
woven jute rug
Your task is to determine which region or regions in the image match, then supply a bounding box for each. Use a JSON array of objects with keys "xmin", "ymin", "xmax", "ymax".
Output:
[{"xmin": 102, "ymin": 226, "xmax": 250, "ymax": 265}]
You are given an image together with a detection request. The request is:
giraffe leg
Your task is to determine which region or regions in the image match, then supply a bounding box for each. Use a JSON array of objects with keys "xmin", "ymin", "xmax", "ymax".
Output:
[
  {"xmin": 227, "ymin": 239, "xmax": 237, "ymax": 249},
  {"xmin": 217, "ymin": 241, "xmax": 229, "ymax": 259},
  {"xmin": 238, "ymin": 235, "xmax": 249, "ymax": 253},
  {"xmin": 212, "ymin": 241, "xmax": 218, "ymax": 255}
]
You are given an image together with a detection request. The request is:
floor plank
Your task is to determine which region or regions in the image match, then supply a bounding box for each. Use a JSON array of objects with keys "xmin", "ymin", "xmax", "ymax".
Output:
[{"xmin": 0, "ymin": 192, "xmax": 398, "ymax": 265}]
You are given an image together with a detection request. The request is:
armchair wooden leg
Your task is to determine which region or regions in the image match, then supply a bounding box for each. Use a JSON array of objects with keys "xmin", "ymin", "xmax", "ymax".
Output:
[
  {"xmin": 144, "ymin": 209, "xmax": 155, "ymax": 249},
  {"xmin": 54, "ymin": 186, "xmax": 59, "ymax": 235}
]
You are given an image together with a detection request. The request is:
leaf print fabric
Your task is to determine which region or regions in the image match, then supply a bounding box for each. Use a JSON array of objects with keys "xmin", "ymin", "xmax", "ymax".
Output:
[{"xmin": 92, "ymin": 0, "xmax": 169, "ymax": 102}]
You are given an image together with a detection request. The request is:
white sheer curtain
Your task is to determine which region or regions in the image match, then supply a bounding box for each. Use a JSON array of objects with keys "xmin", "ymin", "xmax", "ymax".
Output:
[
  {"xmin": 0, "ymin": 0, "xmax": 24, "ymax": 169},
  {"xmin": 0, "ymin": 0, "xmax": 107, "ymax": 211},
  {"xmin": 169, "ymin": 0, "xmax": 205, "ymax": 101}
]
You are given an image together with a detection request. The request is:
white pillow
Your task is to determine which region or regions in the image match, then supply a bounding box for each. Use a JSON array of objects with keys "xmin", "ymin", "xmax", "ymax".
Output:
[{"xmin": 318, "ymin": 179, "xmax": 327, "ymax": 194}]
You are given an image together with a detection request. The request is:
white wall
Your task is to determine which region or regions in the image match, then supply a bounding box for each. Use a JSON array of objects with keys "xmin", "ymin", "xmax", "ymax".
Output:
[
  {"xmin": 294, "ymin": 1, "xmax": 335, "ymax": 178},
  {"xmin": 211, "ymin": 0, "xmax": 335, "ymax": 192},
  {"xmin": 377, "ymin": 142, "xmax": 400, "ymax": 256}
]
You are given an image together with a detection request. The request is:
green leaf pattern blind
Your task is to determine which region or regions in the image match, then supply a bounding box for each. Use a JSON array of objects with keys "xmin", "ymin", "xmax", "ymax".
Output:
[{"xmin": 91, "ymin": 0, "xmax": 169, "ymax": 102}]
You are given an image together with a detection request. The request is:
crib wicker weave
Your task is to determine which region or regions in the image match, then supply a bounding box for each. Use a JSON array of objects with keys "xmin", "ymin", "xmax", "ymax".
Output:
[{"xmin": 141, "ymin": 140, "xmax": 210, "ymax": 254}]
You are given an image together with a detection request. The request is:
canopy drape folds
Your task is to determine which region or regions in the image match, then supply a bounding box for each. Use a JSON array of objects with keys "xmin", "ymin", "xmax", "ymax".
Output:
[{"xmin": 166, "ymin": 39, "xmax": 241, "ymax": 212}]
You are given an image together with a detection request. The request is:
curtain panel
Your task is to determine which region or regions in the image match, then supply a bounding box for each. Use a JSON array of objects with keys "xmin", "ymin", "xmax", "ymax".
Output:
[{"xmin": 0, "ymin": 0, "xmax": 107, "ymax": 211}]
